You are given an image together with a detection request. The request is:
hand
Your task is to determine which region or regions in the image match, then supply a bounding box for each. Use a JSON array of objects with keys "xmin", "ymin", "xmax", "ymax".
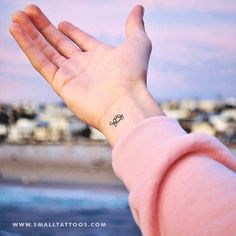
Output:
[{"xmin": 10, "ymin": 4, "xmax": 164, "ymax": 145}]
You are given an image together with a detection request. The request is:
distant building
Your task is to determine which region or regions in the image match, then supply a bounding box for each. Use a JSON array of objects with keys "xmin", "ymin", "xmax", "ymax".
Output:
[
  {"xmin": 34, "ymin": 121, "xmax": 49, "ymax": 142},
  {"xmin": 90, "ymin": 127, "xmax": 106, "ymax": 141},
  {"xmin": 198, "ymin": 100, "xmax": 218, "ymax": 112},
  {"xmin": 163, "ymin": 109, "xmax": 190, "ymax": 120},
  {"xmin": 68, "ymin": 118, "xmax": 89, "ymax": 139},
  {"xmin": 0, "ymin": 124, "xmax": 7, "ymax": 142},
  {"xmin": 192, "ymin": 122, "xmax": 216, "ymax": 136},
  {"xmin": 7, "ymin": 118, "xmax": 35, "ymax": 143},
  {"xmin": 49, "ymin": 117, "xmax": 69, "ymax": 142}
]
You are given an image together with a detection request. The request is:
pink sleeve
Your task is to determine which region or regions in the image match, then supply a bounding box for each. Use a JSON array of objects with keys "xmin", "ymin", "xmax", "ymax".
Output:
[{"xmin": 112, "ymin": 117, "xmax": 236, "ymax": 236}]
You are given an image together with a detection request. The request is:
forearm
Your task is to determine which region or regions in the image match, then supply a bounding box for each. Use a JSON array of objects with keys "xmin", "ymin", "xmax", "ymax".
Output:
[{"xmin": 99, "ymin": 86, "xmax": 165, "ymax": 146}]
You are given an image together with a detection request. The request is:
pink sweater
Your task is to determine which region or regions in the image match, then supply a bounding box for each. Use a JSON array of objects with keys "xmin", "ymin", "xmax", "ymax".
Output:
[{"xmin": 112, "ymin": 117, "xmax": 236, "ymax": 236}]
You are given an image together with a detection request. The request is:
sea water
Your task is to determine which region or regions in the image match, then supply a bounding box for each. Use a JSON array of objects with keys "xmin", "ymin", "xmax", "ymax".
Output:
[{"xmin": 0, "ymin": 184, "xmax": 141, "ymax": 236}]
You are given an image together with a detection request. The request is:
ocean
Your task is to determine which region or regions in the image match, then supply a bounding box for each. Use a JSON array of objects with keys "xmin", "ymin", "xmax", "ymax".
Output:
[{"xmin": 0, "ymin": 184, "xmax": 141, "ymax": 236}]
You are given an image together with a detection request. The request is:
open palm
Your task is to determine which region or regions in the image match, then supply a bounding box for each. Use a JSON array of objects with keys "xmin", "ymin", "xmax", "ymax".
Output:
[{"xmin": 10, "ymin": 4, "xmax": 152, "ymax": 129}]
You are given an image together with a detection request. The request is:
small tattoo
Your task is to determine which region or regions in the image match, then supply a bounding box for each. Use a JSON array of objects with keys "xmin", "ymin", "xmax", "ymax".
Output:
[{"xmin": 109, "ymin": 114, "xmax": 124, "ymax": 127}]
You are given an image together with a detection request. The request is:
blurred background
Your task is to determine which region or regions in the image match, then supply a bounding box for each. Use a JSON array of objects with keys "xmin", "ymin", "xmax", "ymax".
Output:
[{"xmin": 0, "ymin": 0, "xmax": 236, "ymax": 235}]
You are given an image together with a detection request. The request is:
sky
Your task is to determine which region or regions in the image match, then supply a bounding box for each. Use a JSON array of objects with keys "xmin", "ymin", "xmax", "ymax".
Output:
[{"xmin": 0, "ymin": 0, "xmax": 236, "ymax": 103}]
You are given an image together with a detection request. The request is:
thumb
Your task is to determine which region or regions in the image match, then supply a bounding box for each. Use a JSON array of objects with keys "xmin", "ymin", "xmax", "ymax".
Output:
[{"xmin": 125, "ymin": 5, "xmax": 146, "ymax": 39}]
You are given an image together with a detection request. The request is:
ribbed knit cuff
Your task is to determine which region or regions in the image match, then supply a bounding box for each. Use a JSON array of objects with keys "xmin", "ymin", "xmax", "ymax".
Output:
[{"xmin": 112, "ymin": 116, "xmax": 186, "ymax": 190}]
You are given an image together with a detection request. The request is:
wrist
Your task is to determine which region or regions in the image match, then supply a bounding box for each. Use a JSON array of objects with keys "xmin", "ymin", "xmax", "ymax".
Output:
[{"xmin": 99, "ymin": 87, "xmax": 165, "ymax": 146}]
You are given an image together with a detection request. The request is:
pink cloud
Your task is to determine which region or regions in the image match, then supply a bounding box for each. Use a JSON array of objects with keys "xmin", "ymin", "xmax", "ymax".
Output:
[
  {"xmin": 117, "ymin": 0, "xmax": 236, "ymax": 13},
  {"xmin": 147, "ymin": 24, "xmax": 236, "ymax": 64},
  {"xmin": 154, "ymin": 0, "xmax": 236, "ymax": 13}
]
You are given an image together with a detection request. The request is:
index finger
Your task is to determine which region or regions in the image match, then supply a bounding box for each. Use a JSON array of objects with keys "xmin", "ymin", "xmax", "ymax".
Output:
[{"xmin": 24, "ymin": 4, "xmax": 80, "ymax": 58}]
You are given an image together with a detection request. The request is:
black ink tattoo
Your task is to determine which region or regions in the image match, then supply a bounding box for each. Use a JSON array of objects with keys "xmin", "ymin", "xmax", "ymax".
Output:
[{"xmin": 109, "ymin": 114, "xmax": 124, "ymax": 127}]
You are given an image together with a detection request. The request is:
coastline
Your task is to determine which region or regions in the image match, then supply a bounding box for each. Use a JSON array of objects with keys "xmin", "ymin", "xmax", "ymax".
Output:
[{"xmin": 0, "ymin": 143, "xmax": 122, "ymax": 186}]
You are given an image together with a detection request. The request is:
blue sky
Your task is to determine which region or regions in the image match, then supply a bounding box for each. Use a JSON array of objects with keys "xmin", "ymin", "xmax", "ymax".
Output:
[{"xmin": 0, "ymin": 0, "xmax": 236, "ymax": 103}]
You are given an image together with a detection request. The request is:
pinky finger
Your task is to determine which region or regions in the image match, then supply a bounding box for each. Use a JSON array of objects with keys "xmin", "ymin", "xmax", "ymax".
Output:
[{"xmin": 9, "ymin": 22, "xmax": 58, "ymax": 84}]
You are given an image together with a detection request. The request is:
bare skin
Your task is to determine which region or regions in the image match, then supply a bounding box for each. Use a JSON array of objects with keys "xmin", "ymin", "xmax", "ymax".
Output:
[{"xmin": 9, "ymin": 4, "xmax": 164, "ymax": 145}]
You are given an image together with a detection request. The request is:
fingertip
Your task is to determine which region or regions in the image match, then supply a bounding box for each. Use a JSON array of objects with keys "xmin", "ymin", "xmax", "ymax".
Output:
[
  {"xmin": 136, "ymin": 5, "xmax": 145, "ymax": 16},
  {"xmin": 9, "ymin": 22, "xmax": 15, "ymax": 33},
  {"xmin": 25, "ymin": 3, "xmax": 38, "ymax": 11},
  {"xmin": 24, "ymin": 4, "xmax": 41, "ymax": 16},
  {"xmin": 125, "ymin": 5, "xmax": 147, "ymax": 39},
  {"xmin": 9, "ymin": 22, "xmax": 21, "ymax": 34},
  {"xmin": 58, "ymin": 21, "xmax": 69, "ymax": 30},
  {"xmin": 58, "ymin": 21, "xmax": 77, "ymax": 33},
  {"xmin": 11, "ymin": 10, "xmax": 25, "ymax": 22},
  {"xmin": 132, "ymin": 5, "xmax": 144, "ymax": 17}
]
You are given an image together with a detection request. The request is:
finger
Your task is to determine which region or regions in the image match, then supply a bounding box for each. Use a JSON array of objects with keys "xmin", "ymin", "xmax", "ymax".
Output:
[
  {"xmin": 58, "ymin": 21, "xmax": 102, "ymax": 51},
  {"xmin": 9, "ymin": 22, "xmax": 57, "ymax": 84},
  {"xmin": 12, "ymin": 11, "xmax": 64, "ymax": 67},
  {"xmin": 125, "ymin": 5, "xmax": 146, "ymax": 39},
  {"xmin": 24, "ymin": 4, "xmax": 80, "ymax": 57}
]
